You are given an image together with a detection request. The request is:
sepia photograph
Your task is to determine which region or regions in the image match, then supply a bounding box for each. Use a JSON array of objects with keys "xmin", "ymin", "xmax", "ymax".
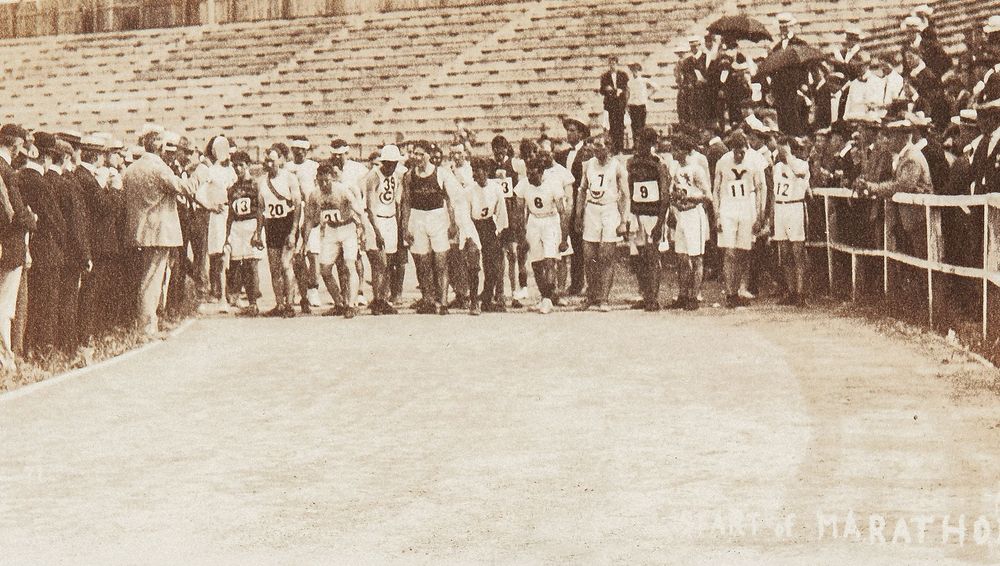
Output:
[{"xmin": 0, "ymin": 0, "xmax": 999, "ymax": 562}]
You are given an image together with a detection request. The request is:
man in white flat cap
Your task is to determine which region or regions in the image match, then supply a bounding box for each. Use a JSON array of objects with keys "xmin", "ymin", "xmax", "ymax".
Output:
[{"xmin": 287, "ymin": 136, "xmax": 321, "ymax": 309}]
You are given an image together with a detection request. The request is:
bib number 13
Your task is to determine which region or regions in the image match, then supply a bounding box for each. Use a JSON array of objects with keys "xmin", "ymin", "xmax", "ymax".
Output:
[{"xmin": 232, "ymin": 197, "xmax": 251, "ymax": 215}]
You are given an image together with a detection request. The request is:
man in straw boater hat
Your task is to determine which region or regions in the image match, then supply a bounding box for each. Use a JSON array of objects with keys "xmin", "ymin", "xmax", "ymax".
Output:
[
  {"xmin": 854, "ymin": 114, "xmax": 932, "ymax": 256},
  {"xmin": 971, "ymin": 70, "xmax": 1000, "ymax": 195}
]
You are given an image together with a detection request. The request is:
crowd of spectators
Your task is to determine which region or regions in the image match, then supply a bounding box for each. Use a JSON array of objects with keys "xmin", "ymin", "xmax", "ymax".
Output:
[{"xmin": 668, "ymin": 5, "xmax": 1000, "ymax": 277}]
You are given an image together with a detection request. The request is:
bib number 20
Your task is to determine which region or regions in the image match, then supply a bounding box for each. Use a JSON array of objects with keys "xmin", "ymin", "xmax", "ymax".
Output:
[{"xmin": 267, "ymin": 203, "xmax": 287, "ymax": 218}]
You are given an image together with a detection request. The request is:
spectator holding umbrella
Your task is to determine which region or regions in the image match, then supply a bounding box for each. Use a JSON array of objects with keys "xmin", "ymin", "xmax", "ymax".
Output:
[{"xmin": 764, "ymin": 13, "xmax": 811, "ymax": 135}]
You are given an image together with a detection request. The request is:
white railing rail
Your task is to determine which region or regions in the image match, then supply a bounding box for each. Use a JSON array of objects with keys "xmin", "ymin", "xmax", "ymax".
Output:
[{"xmin": 809, "ymin": 188, "xmax": 1000, "ymax": 339}]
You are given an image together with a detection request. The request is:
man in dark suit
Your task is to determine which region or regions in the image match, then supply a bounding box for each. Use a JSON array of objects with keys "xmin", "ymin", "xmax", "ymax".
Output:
[
  {"xmin": 77, "ymin": 136, "xmax": 123, "ymax": 342},
  {"xmin": 971, "ymin": 74, "xmax": 1000, "ymax": 195},
  {"xmin": 679, "ymin": 38, "xmax": 711, "ymax": 129},
  {"xmin": 46, "ymin": 140, "xmax": 91, "ymax": 352},
  {"xmin": 902, "ymin": 15, "xmax": 950, "ymax": 79},
  {"xmin": 0, "ymin": 124, "xmax": 29, "ymax": 369},
  {"xmin": 600, "ymin": 56, "xmax": 630, "ymax": 155},
  {"xmin": 556, "ymin": 118, "xmax": 591, "ymax": 296},
  {"xmin": 19, "ymin": 133, "xmax": 68, "ymax": 355},
  {"xmin": 770, "ymin": 13, "xmax": 810, "ymax": 135}
]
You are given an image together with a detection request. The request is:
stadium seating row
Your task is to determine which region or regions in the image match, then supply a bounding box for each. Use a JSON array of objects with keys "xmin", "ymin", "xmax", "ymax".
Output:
[{"xmin": 0, "ymin": 0, "xmax": 963, "ymax": 154}]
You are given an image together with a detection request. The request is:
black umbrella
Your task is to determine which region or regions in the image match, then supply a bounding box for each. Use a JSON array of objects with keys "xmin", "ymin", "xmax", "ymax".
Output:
[
  {"xmin": 707, "ymin": 14, "xmax": 772, "ymax": 42},
  {"xmin": 756, "ymin": 44, "xmax": 825, "ymax": 77}
]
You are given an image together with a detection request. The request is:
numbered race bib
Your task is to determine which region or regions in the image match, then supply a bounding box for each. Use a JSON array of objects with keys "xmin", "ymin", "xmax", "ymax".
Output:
[
  {"xmin": 321, "ymin": 209, "xmax": 343, "ymax": 225},
  {"xmin": 232, "ymin": 197, "xmax": 252, "ymax": 216},
  {"xmin": 265, "ymin": 202, "xmax": 290, "ymax": 219},
  {"xmin": 489, "ymin": 178, "xmax": 514, "ymax": 199},
  {"xmin": 380, "ymin": 177, "xmax": 396, "ymax": 205},
  {"xmin": 632, "ymin": 180, "xmax": 659, "ymax": 203},
  {"xmin": 727, "ymin": 180, "xmax": 750, "ymax": 200},
  {"xmin": 775, "ymin": 181, "xmax": 792, "ymax": 199}
]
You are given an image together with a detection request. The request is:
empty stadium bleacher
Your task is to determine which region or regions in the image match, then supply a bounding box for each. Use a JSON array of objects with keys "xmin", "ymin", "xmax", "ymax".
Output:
[{"xmin": 0, "ymin": 0, "xmax": 971, "ymax": 155}]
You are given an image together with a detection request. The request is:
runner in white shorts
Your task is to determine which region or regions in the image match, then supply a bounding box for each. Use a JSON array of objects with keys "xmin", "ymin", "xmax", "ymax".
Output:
[
  {"xmin": 712, "ymin": 131, "xmax": 765, "ymax": 308},
  {"xmin": 259, "ymin": 144, "xmax": 303, "ymax": 318},
  {"xmin": 515, "ymin": 159, "xmax": 569, "ymax": 314},
  {"xmin": 668, "ymin": 133, "xmax": 712, "ymax": 311},
  {"xmin": 625, "ymin": 127, "xmax": 670, "ymax": 311},
  {"xmin": 576, "ymin": 136, "xmax": 628, "ymax": 311},
  {"xmin": 771, "ymin": 135, "xmax": 812, "ymax": 307},
  {"xmin": 362, "ymin": 144, "xmax": 405, "ymax": 315},
  {"xmin": 400, "ymin": 140, "xmax": 460, "ymax": 315},
  {"xmin": 287, "ymin": 136, "xmax": 322, "ymax": 310},
  {"xmin": 302, "ymin": 162, "xmax": 365, "ymax": 318}
]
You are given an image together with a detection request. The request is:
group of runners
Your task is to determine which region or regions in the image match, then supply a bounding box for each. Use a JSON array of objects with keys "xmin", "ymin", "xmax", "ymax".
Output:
[{"xmin": 225, "ymin": 125, "xmax": 812, "ymax": 318}]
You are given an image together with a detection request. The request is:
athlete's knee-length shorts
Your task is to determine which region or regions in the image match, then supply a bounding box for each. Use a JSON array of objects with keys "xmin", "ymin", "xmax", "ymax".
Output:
[
  {"xmin": 526, "ymin": 214, "xmax": 562, "ymax": 263},
  {"xmin": 364, "ymin": 215, "xmax": 399, "ymax": 254},
  {"xmin": 408, "ymin": 208, "xmax": 450, "ymax": 254},
  {"xmin": 319, "ymin": 223, "xmax": 359, "ymax": 265},
  {"xmin": 583, "ymin": 202, "xmax": 621, "ymax": 243},
  {"xmin": 772, "ymin": 201, "xmax": 806, "ymax": 242},
  {"xmin": 674, "ymin": 205, "xmax": 710, "ymax": 256},
  {"xmin": 716, "ymin": 203, "xmax": 756, "ymax": 251}
]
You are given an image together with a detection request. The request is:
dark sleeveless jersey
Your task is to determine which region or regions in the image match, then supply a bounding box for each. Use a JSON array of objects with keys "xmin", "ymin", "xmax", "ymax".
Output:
[
  {"xmin": 409, "ymin": 167, "xmax": 446, "ymax": 211},
  {"xmin": 229, "ymin": 179, "xmax": 260, "ymax": 222},
  {"xmin": 627, "ymin": 154, "xmax": 666, "ymax": 216}
]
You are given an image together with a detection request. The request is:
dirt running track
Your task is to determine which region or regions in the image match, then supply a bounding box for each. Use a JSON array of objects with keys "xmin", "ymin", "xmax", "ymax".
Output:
[{"xmin": 1, "ymin": 307, "xmax": 999, "ymax": 565}]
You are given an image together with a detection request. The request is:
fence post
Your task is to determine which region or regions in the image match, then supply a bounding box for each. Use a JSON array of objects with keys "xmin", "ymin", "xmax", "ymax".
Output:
[
  {"xmin": 985, "ymin": 203, "xmax": 991, "ymax": 341},
  {"xmin": 925, "ymin": 203, "xmax": 933, "ymax": 328},
  {"xmin": 851, "ymin": 253, "xmax": 857, "ymax": 301},
  {"xmin": 882, "ymin": 199, "xmax": 889, "ymax": 295},
  {"xmin": 825, "ymin": 195, "xmax": 833, "ymax": 292}
]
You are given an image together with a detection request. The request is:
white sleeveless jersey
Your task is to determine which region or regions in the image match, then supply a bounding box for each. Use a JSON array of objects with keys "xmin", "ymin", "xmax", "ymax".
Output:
[
  {"xmin": 259, "ymin": 170, "xmax": 296, "ymax": 219},
  {"xmin": 466, "ymin": 181, "xmax": 505, "ymax": 220},
  {"xmin": 772, "ymin": 159, "xmax": 810, "ymax": 203},
  {"xmin": 715, "ymin": 151, "xmax": 762, "ymax": 207},
  {"xmin": 287, "ymin": 159, "xmax": 319, "ymax": 199},
  {"xmin": 515, "ymin": 178, "xmax": 563, "ymax": 217},
  {"xmin": 584, "ymin": 157, "xmax": 622, "ymax": 205},
  {"xmin": 368, "ymin": 168, "xmax": 403, "ymax": 218}
]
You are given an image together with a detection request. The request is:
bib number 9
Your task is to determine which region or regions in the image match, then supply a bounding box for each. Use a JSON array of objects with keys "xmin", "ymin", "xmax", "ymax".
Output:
[
  {"xmin": 632, "ymin": 181, "xmax": 659, "ymax": 203},
  {"xmin": 232, "ymin": 197, "xmax": 251, "ymax": 215},
  {"xmin": 267, "ymin": 203, "xmax": 288, "ymax": 218},
  {"xmin": 321, "ymin": 209, "xmax": 342, "ymax": 224}
]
